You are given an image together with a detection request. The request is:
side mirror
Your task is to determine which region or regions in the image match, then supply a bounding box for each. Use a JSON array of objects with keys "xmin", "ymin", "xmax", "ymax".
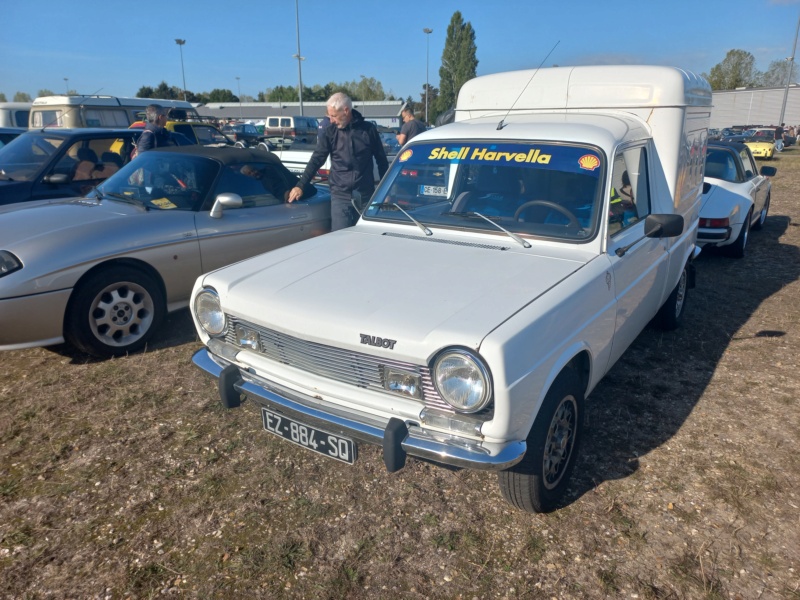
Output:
[
  {"xmin": 44, "ymin": 173, "xmax": 69, "ymax": 184},
  {"xmin": 644, "ymin": 213, "xmax": 684, "ymax": 239},
  {"xmin": 760, "ymin": 166, "xmax": 777, "ymax": 177},
  {"xmin": 209, "ymin": 193, "xmax": 243, "ymax": 219}
]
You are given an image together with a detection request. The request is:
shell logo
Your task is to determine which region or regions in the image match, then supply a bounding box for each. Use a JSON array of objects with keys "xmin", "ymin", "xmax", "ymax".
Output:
[
  {"xmin": 578, "ymin": 154, "xmax": 600, "ymax": 171},
  {"xmin": 399, "ymin": 149, "xmax": 413, "ymax": 162}
]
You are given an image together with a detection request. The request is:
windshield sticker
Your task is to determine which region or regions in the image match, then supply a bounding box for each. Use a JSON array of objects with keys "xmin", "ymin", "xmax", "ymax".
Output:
[
  {"xmin": 578, "ymin": 155, "xmax": 600, "ymax": 171},
  {"xmin": 410, "ymin": 143, "xmax": 602, "ymax": 176},
  {"xmin": 428, "ymin": 146, "xmax": 552, "ymax": 164},
  {"xmin": 151, "ymin": 198, "xmax": 177, "ymax": 209}
]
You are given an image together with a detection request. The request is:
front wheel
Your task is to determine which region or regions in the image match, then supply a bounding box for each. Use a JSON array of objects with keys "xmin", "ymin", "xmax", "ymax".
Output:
[
  {"xmin": 497, "ymin": 368, "xmax": 584, "ymax": 513},
  {"xmin": 65, "ymin": 266, "xmax": 165, "ymax": 357}
]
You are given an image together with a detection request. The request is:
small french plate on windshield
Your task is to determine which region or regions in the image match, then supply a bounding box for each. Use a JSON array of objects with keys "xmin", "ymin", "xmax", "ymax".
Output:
[{"xmin": 261, "ymin": 408, "xmax": 357, "ymax": 464}]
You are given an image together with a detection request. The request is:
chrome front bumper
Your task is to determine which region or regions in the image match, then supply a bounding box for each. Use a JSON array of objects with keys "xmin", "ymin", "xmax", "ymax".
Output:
[{"xmin": 192, "ymin": 348, "xmax": 526, "ymax": 472}]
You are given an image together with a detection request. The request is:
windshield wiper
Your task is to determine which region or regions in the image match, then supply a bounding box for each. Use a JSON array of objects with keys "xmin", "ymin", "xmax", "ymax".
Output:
[
  {"xmin": 448, "ymin": 211, "xmax": 531, "ymax": 248},
  {"xmin": 376, "ymin": 203, "xmax": 432, "ymax": 236},
  {"xmin": 92, "ymin": 187, "xmax": 148, "ymax": 209}
]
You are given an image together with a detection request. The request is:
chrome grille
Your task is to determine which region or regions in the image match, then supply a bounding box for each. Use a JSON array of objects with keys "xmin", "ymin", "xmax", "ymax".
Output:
[{"xmin": 225, "ymin": 315, "xmax": 453, "ymax": 412}]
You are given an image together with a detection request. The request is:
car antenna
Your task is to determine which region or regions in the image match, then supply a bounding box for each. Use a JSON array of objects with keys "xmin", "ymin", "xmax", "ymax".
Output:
[
  {"xmin": 497, "ymin": 41, "xmax": 559, "ymax": 131},
  {"xmin": 40, "ymin": 87, "xmax": 104, "ymax": 131}
]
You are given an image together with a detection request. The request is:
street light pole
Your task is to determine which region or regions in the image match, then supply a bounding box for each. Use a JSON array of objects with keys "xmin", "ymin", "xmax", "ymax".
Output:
[
  {"xmin": 174, "ymin": 39, "xmax": 187, "ymax": 101},
  {"xmin": 780, "ymin": 13, "xmax": 800, "ymax": 126},
  {"xmin": 423, "ymin": 28, "xmax": 432, "ymax": 124},
  {"xmin": 63, "ymin": 78, "xmax": 69, "ymax": 95},
  {"xmin": 293, "ymin": 0, "xmax": 305, "ymax": 115},
  {"xmin": 236, "ymin": 77, "xmax": 242, "ymax": 119}
]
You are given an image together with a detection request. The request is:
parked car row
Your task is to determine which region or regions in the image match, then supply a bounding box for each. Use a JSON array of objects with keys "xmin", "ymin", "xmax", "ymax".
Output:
[
  {"xmin": 0, "ymin": 146, "xmax": 331, "ymax": 356},
  {"xmin": 698, "ymin": 141, "xmax": 775, "ymax": 258}
]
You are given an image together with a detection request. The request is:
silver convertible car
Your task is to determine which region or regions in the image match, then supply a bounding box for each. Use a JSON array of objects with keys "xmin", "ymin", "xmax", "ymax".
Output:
[{"xmin": 0, "ymin": 146, "xmax": 330, "ymax": 356}]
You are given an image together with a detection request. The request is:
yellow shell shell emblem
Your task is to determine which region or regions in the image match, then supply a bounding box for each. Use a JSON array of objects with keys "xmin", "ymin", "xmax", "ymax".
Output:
[
  {"xmin": 399, "ymin": 149, "xmax": 413, "ymax": 162},
  {"xmin": 578, "ymin": 154, "xmax": 600, "ymax": 171}
]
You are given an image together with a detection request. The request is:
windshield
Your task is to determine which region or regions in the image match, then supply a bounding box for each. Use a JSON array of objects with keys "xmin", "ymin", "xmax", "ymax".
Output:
[
  {"xmin": 0, "ymin": 134, "xmax": 66, "ymax": 181},
  {"xmin": 364, "ymin": 141, "xmax": 604, "ymax": 242},
  {"xmin": 94, "ymin": 152, "xmax": 219, "ymax": 211}
]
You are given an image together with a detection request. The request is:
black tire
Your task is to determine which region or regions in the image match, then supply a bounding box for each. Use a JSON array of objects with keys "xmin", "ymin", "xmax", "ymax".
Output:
[
  {"xmin": 653, "ymin": 263, "xmax": 688, "ymax": 331},
  {"xmin": 497, "ymin": 368, "xmax": 584, "ymax": 513},
  {"xmin": 65, "ymin": 266, "xmax": 164, "ymax": 357},
  {"xmin": 751, "ymin": 196, "xmax": 769, "ymax": 231},
  {"xmin": 723, "ymin": 209, "xmax": 751, "ymax": 258}
]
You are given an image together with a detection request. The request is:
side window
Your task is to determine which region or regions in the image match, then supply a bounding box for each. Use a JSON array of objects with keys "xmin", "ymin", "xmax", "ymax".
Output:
[
  {"xmin": 32, "ymin": 110, "xmax": 62, "ymax": 128},
  {"xmin": 267, "ymin": 117, "xmax": 279, "ymax": 127},
  {"xmin": 193, "ymin": 125, "xmax": 218, "ymax": 145},
  {"xmin": 172, "ymin": 124, "xmax": 198, "ymax": 144},
  {"xmin": 53, "ymin": 138, "xmax": 117, "ymax": 181},
  {"xmin": 280, "ymin": 118, "xmax": 291, "ymax": 128},
  {"xmin": 609, "ymin": 147, "xmax": 651, "ymax": 236},
  {"xmin": 739, "ymin": 149, "xmax": 757, "ymax": 179},
  {"xmin": 84, "ymin": 109, "xmax": 128, "ymax": 127},
  {"xmin": 214, "ymin": 164, "xmax": 285, "ymax": 208}
]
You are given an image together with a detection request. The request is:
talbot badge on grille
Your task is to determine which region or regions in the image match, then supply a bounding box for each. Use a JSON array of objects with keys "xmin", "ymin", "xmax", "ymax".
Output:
[{"xmin": 360, "ymin": 334, "xmax": 397, "ymax": 349}]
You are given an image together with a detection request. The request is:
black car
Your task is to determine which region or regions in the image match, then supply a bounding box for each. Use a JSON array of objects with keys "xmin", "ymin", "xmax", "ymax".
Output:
[
  {"xmin": 0, "ymin": 128, "xmax": 143, "ymax": 205},
  {"xmin": 0, "ymin": 127, "xmax": 26, "ymax": 149},
  {"xmin": 222, "ymin": 123, "xmax": 270, "ymax": 149}
]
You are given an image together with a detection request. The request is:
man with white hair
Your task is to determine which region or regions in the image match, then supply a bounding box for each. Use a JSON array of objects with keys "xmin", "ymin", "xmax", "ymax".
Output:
[{"xmin": 288, "ymin": 92, "xmax": 388, "ymax": 230}]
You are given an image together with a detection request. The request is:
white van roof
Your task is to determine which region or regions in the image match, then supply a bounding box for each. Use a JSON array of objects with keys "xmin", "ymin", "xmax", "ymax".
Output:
[
  {"xmin": 456, "ymin": 65, "xmax": 711, "ymax": 119},
  {"xmin": 0, "ymin": 102, "xmax": 33, "ymax": 109},
  {"xmin": 31, "ymin": 95, "xmax": 195, "ymax": 109}
]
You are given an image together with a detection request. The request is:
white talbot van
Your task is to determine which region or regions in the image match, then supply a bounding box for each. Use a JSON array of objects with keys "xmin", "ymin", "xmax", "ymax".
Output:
[{"xmin": 190, "ymin": 65, "xmax": 711, "ymax": 513}]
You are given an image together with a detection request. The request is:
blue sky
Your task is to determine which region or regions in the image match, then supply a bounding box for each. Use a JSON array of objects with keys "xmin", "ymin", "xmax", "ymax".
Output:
[{"xmin": 3, "ymin": 0, "xmax": 800, "ymax": 102}]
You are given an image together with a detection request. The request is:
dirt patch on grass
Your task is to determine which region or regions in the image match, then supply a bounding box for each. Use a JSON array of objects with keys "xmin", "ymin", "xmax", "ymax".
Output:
[{"xmin": 2, "ymin": 152, "xmax": 800, "ymax": 599}]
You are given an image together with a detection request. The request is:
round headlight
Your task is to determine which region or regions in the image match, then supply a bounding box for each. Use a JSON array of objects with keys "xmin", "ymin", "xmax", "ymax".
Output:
[
  {"xmin": 433, "ymin": 349, "xmax": 491, "ymax": 413},
  {"xmin": 194, "ymin": 289, "xmax": 226, "ymax": 336}
]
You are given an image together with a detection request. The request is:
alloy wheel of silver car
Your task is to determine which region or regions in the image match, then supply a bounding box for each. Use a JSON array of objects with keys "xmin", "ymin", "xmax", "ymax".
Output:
[
  {"xmin": 65, "ymin": 266, "xmax": 165, "ymax": 357},
  {"xmin": 88, "ymin": 280, "xmax": 155, "ymax": 347}
]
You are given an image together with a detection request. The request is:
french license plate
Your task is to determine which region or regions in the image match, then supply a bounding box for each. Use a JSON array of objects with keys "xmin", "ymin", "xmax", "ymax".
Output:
[
  {"xmin": 420, "ymin": 184, "xmax": 447, "ymax": 197},
  {"xmin": 261, "ymin": 408, "xmax": 356, "ymax": 464}
]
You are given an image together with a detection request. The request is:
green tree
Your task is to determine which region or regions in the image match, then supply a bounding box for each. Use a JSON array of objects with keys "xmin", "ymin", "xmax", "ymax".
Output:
[
  {"xmin": 703, "ymin": 50, "xmax": 761, "ymax": 90},
  {"xmin": 0, "ymin": 92, "xmax": 6, "ymax": 102},
  {"xmin": 420, "ymin": 84, "xmax": 439, "ymax": 123},
  {"xmin": 13, "ymin": 91, "xmax": 32, "ymax": 102},
  {"xmin": 37, "ymin": 89, "xmax": 55, "ymax": 97},
  {"xmin": 761, "ymin": 59, "xmax": 799, "ymax": 87},
  {"xmin": 435, "ymin": 11, "xmax": 478, "ymax": 121},
  {"xmin": 136, "ymin": 85, "xmax": 155, "ymax": 98},
  {"xmin": 206, "ymin": 88, "xmax": 238, "ymax": 103}
]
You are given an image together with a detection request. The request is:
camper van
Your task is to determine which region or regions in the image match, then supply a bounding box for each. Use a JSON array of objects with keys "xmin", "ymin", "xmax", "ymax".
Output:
[
  {"xmin": 190, "ymin": 66, "xmax": 711, "ymax": 513},
  {"xmin": 29, "ymin": 96, "xmax": 198, "ymax": 129},
  {"xmin": 0, "ymin": 102, "xmax": 31, "ymax": 128}
]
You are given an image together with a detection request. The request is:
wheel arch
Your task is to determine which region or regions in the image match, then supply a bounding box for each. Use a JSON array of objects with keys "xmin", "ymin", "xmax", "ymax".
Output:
[{"xmin": 64, "ymin": 258, "xmax": 167, "ymax": 331}]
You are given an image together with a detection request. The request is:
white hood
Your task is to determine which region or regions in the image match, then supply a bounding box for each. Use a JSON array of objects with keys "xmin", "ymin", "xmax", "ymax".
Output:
[{"xmin": 203, "ymin": 229, "xmax": 589, "ymax": 362}]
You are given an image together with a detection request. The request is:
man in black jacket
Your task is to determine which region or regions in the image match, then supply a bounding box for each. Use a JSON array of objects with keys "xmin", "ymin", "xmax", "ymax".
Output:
[{"xmin": 288, "ymin": 93, "xmax": 388, "ymax": 230}]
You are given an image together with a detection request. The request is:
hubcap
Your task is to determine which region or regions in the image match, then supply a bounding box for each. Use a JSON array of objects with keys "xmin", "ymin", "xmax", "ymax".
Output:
[
  {"xmin": 542, "ymin": 395, "xmax": 578, "ymax": 490},
  {"xmin": 88, "ymin": 281, "xmax": 154, "ymax": 347},
  {"xmin": 673, "ymin": 270, "xmax": 687, "ymax": 318}
]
